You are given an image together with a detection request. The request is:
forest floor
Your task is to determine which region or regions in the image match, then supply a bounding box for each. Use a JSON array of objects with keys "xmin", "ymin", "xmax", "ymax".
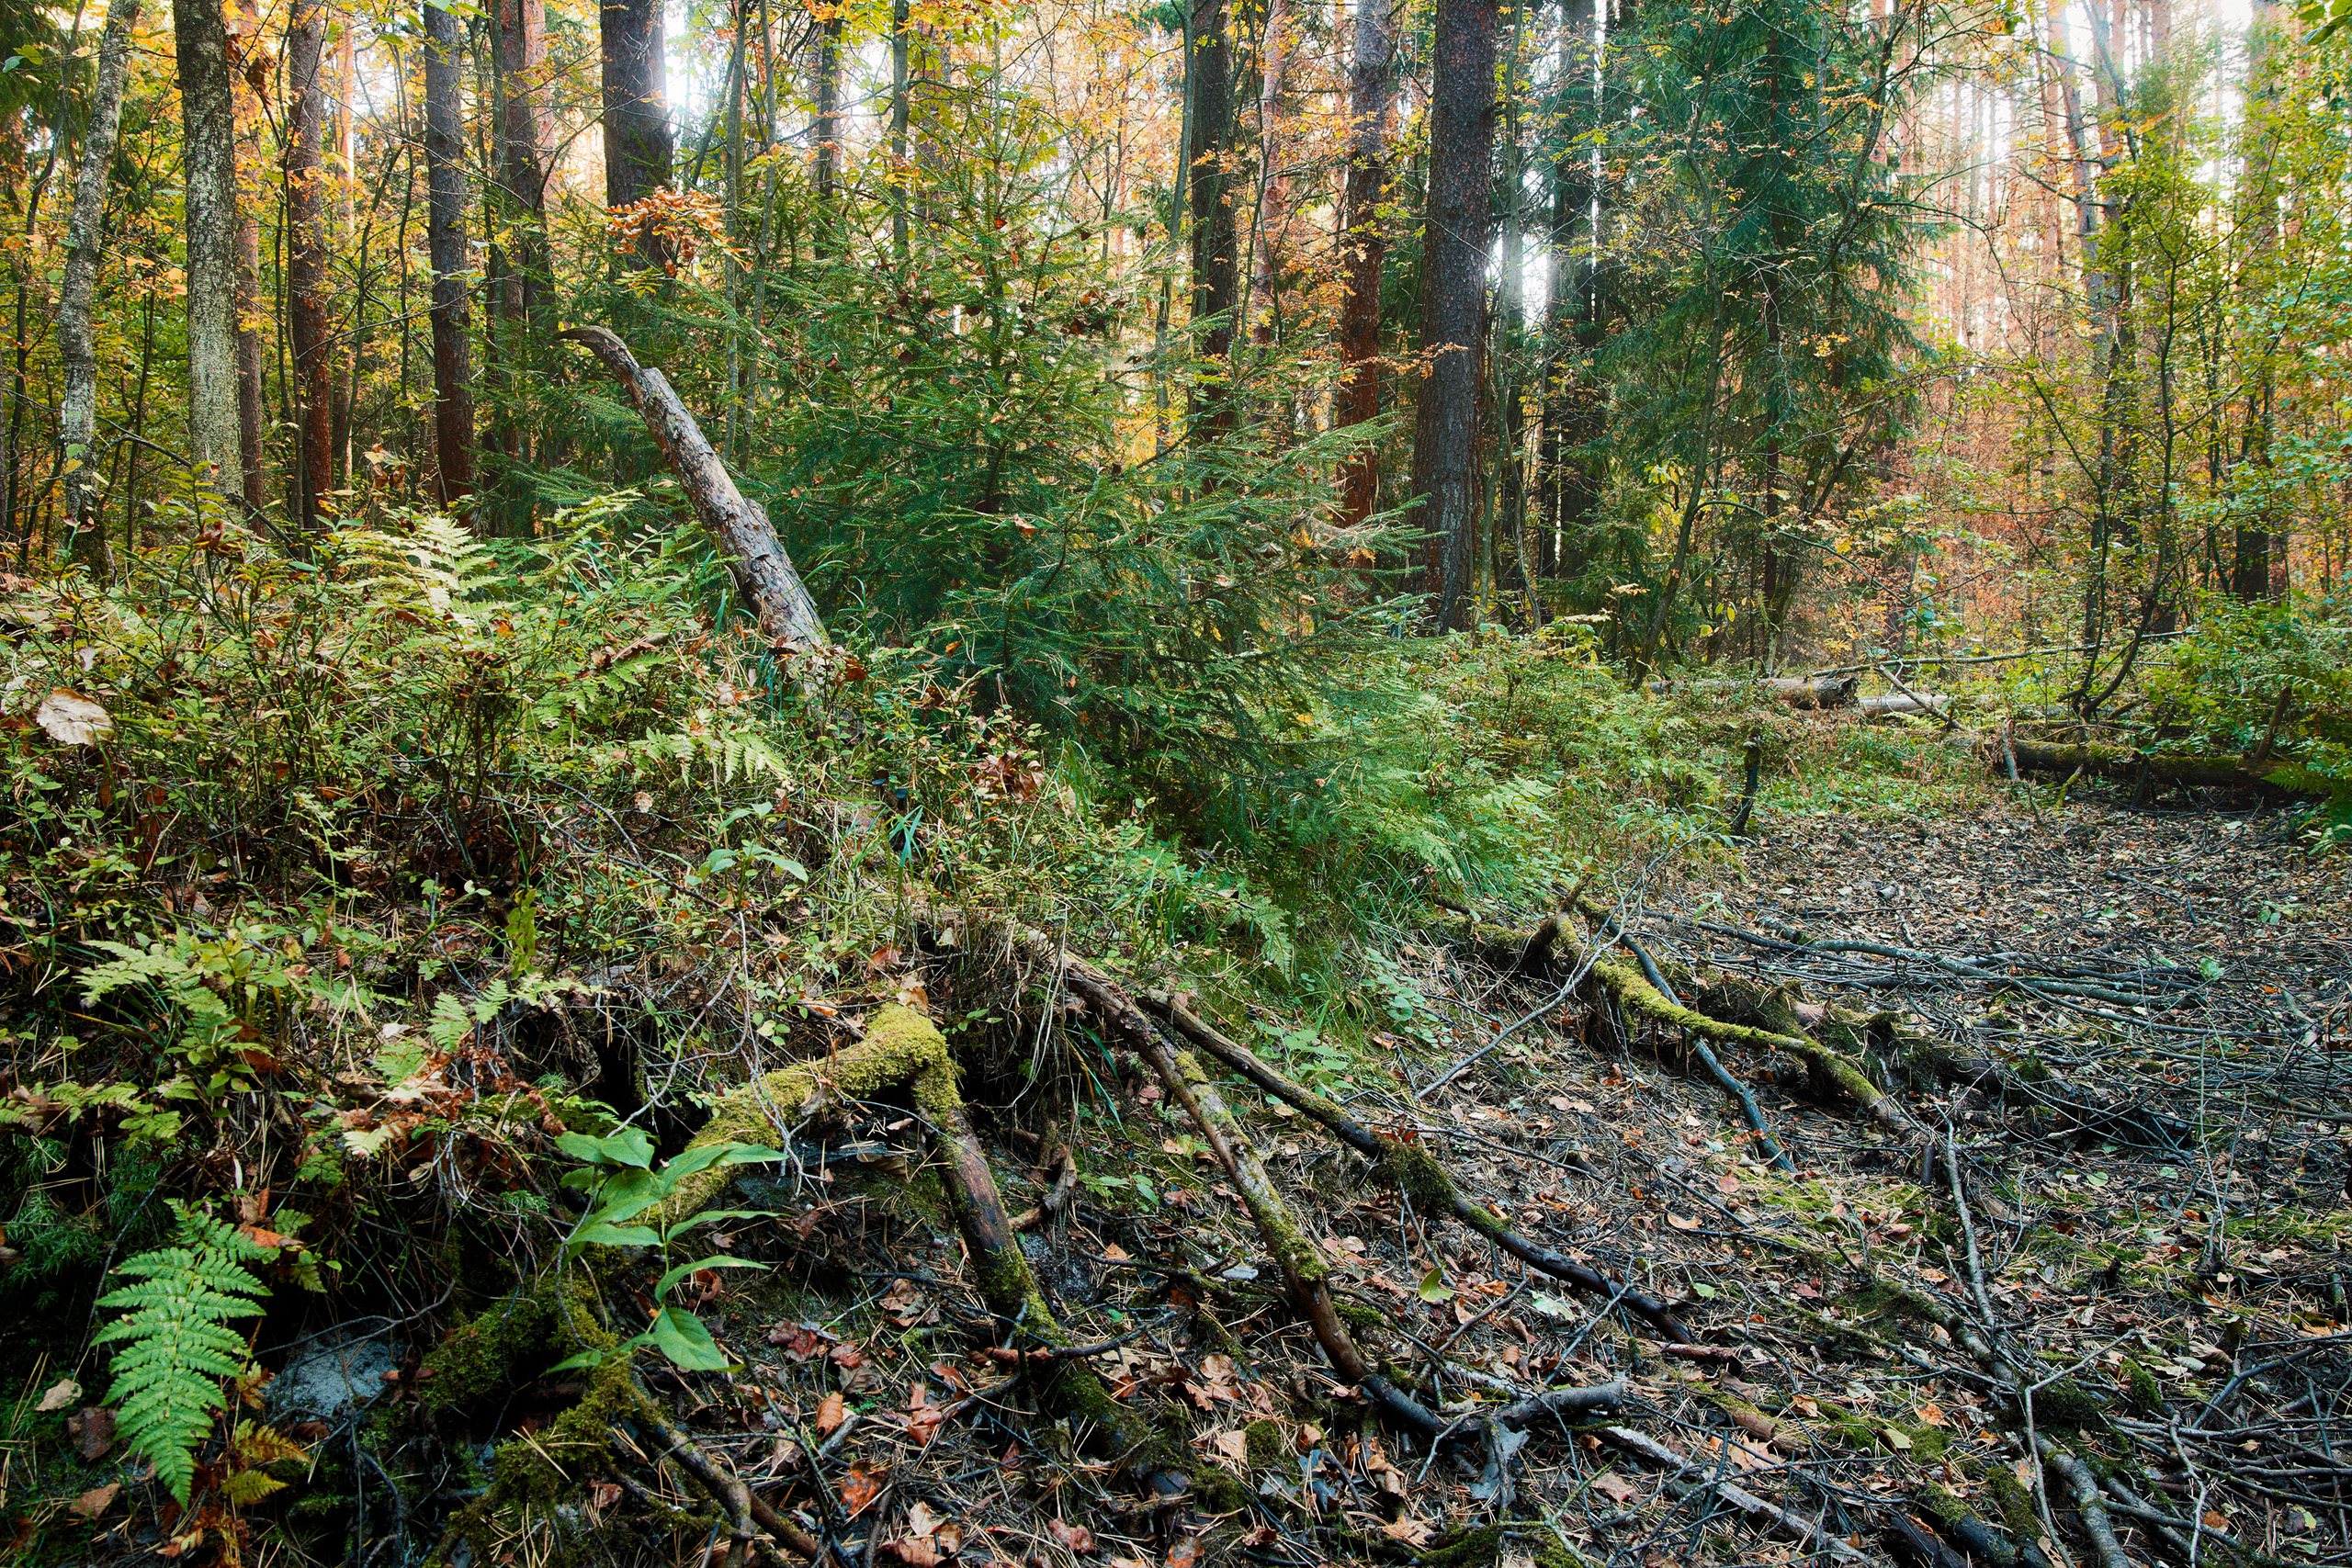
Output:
[{"xmin": 414, "ymin": 784, "xmax": 2350, "ymax": 1568}]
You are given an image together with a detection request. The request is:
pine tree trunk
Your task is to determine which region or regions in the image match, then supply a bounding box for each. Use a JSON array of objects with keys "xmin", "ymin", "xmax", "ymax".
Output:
[
  {"xmin": 602, "ymin": 0, "xmax": 672, "ymax": 265},
  {"xmin": 1248, "ymin": 0, "xmax": 1294, "ymax": 355},
  {"xmin": 1186, "ymin": 0, "xmax": 1238, "ymax": 443},
  {"xmin": 229, "ymin": 0, "xmax": 267, "ymax": 514},
  {"xmin": 423, "ymin": 0, "xmax": 476, "ymax": 506},
  {"xmin": 174, "ymin": 0, "xmax": 243, "ymax": 490},
  {"xmin": 58, "ymin": 0, "xmax": 141, "ymax": 576},
  {"xmin": 287, "ymin": 0, "xmax": 333, "ymax": 536},
  {"xmin": 1332, "ymin": 0, "xmax": 1396, "ymax": 531},
  {"xmin": 1408, "ymin": 0, "xmax": 1499, "ymax": 630},
  {"xmin": 329, "ymin": 21, "xmax": 356, "ymax": 491}
]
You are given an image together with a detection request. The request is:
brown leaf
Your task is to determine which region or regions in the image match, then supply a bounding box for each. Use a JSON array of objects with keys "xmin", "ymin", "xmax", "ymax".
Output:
[
  {"xmin": 1046, "ymin": 1519, "xmax": 1096, "ymax": 1554},
  {"xmin": 840, "ymin": 1460, "xmax": 888, "ymax": 1517},
  {"xmin": 1378, "ymin": 1520, "xmax": 1434, "ymax": 1548},
  {"xmin": 1592, "ymin": 1472, "xmax": 1643, "ymax": 1505},
  {"xmin": 1911, "ymin": 1402, "xmax": 1949, "ymax": 1428},
  {"xmin": 887, "ymin": 1540, "xmax": 943, "ymax": 1568},
  {"xmin": 768, "ymin": 1322, "xmax": 832, "ymax": 1359},
  {"xmin": 69, "ymin": 1483, "xmax": 119, "ymax": 1519},
  {"xmin": 67, "ymin": 1406, "xmax": 115, "ymax": 1461},
  {"xmin": 1166, "ymin": 1537, "xmax": 1204, "ymax": 1568},
  {"xmin": 36, "ymin": 1379, "xmax": 80, "ymax": 1413},
  {"xmin": 815, "ymin": 1392, "xmax": 847, "ymax": 1437}
]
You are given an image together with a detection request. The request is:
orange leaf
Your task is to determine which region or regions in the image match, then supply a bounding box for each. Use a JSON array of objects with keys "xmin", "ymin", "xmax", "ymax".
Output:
[
  {"xmin": 840, "ymin": 1461, "xmax": 888, "ymax": 1517},
  {"xmin": 1046, "ymin": 1519, "xmax": 1096, "ymax": 1554},
  {"xmin": 815, "ymin": 1392, "xmax": 847, "ymax": 1437}
]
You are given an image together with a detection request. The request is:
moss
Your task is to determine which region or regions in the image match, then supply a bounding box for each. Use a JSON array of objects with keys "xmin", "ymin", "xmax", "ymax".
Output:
[
  {"xmin": 1917, "ymin": 1482, "xmax": 1967, "ymax": 1528},
  {"xmin": 1193, "ymin": 1467, "xmax": 1251, "ymax": 1515},
  {"xmin": 1417, "ymin": 1525, "xmax": 1504, "ymax": 1568},
  {"xmin": 418, "ymin": 1294, "xmax": 556, "ymax": 1416},
  {"xmin": 1333, "ymin": 1299, "xmax": 1386, "ymax": 1330},
  {"xmin": 487, "ymin": 1286, "xmax": 639, "ymax": 1506},
  {"xmin": 2122, "ymin": 1358, "xmax": 2164, "ymax": 1416},
  {"xmin": 1374, "ymin": 1138, "xmax": 1463, "ymax": 1212},
  {"xmin": 1243, "ymin": 1417, "xmax": 1287, "ymax": 1472},
  {"xmin": 2030, "ymin": 1378, "xmax": 2105, "ymax": 1431},
  {"xmin": 1980, "ymin": 1462, "xmax": 2041, "ymax": 1541},
  {"xmin": 1905, "ymin": 1424, "xmax": 1951, "ymax": 1461}
]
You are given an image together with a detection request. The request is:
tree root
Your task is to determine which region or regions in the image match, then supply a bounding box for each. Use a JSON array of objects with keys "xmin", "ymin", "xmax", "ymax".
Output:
[{"xmin": 655, "ymin": 1003, "xmax": 1177, "ymax": 1484}]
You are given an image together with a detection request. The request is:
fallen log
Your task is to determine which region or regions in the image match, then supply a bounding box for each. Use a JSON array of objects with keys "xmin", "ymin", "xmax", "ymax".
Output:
[
  {"xmin": 1645, "ymin": 673, "xmax": 1860, "ymax": 709},
  {"xmin": 1997, "ymin": 738, "xmax": 2291, "ymax": 795},
  {"xmin": 1859, "ymin": 691, "xmax": 1950, "ymax": 720},
  {"xmin": 560, "ymin": 324, "xmax": 826, "ymax": 648}
]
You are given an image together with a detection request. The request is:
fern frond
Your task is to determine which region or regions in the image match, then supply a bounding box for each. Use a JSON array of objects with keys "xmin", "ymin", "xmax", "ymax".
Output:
[{"xmin": 92, "ymin": 1212, "xmax": 270, "ymax": 1504}]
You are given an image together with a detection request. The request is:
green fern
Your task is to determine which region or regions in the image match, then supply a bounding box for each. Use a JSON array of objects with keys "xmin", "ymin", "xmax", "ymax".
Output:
[{"xmin": 92, "ymin": 1209, "xmax": 270, "ymax": 1503}]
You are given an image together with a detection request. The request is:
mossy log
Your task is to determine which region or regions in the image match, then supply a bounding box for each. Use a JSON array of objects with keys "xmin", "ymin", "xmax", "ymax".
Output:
[
  {"xmin": 1464, "ymin": 914, "xmax": 1918, "ymax": 1145},
  {"xmin": 657, "ymin": 1004, "xmax": 1172, "ymax": 1478},
  {"xmin": 2000, "ymin": 739, "xmax": 2291, "ymax": 795}
]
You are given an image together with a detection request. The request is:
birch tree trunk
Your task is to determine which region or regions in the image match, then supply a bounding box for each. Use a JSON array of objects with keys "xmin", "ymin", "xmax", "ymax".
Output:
[
  {"xmin": 58, "ymin": 0, "xmax": 141, "ymax": 576},
  {"xmin": 423, "ymin": 0, "xmax": 476, "ymax": 506},
  {"xmin": 174, "ymin": 0, "xmax": 243, "ymax": 491}
]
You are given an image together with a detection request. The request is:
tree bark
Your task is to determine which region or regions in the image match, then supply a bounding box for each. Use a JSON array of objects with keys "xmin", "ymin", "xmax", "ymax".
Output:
[
  {"xmin": 1185, "ymin": 0, "xmax": 1238, "ymax": 443},
  {"xmin": 559, "ymin": 324, "xmax": 827, "ymax": 647},
  {"xmin": 423, "ymin": 0, "xmax": 476, "ymax": 507},
  {"xmin": 1247, "ymin": 0, "xmax": 1294, "ymax": 355},
  {"xmin": 287, "ymin": 0, "xmax": 333, "ymax": 536},
  {"xmin": 58, "ymin": 0, "xmax": 141, "ymax": 575},
  {"xmin": 1332, "ymin": 0, "xmax": 1396, "ymax": 531},
  {"xmin": 1408, "ymin": 0, "xmax": 1499, "ymax": 630},
  {"xmin": 229, "ymin": 0, "xmax": 267, "ymax": 514},
  {"xmin": 175, "ymin": 0, "xmax": 243, "ymax": 491},
  {"xmin": 602, "ymin": 0, "xmax": 672, "ymax": 265}
]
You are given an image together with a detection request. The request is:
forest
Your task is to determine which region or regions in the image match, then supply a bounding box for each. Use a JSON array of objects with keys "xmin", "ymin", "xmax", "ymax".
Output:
[{"xmin": 2, "ymin": 0, "xmax": 2351, "ymax": 1560}]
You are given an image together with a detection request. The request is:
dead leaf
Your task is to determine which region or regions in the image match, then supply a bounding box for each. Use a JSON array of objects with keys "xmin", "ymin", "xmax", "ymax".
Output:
[
  {"xmin": 815, "ymin": 1392, "xmax": 847, "ymax": 1437},
  {"xmin": 37, "ymin": 691, "xmax": 111, "ymax": 747},
  {"xmin": 1166, "ymin": 1537, "xmax": 1203, "ymax": 1568},
  {"xmin": 1046, "ymin": 1519, "xmax": 1096, "ymax": 1554},
  {"xmin": 69, "ymin": 1483, "xmax": 119, "ymax": 1519},
  {"xmin": 840, "ymin": 1460, "xmax": 888, "ymax": 1517},
  {"xmin": 1379, "ymin": 1520, "xmax": 1434, "ymax": 1547},
  {"xmin": 1592, "ymin": 1472, "xmax": 1643, "ymax": 1505},
  {"xmin": 1210, "ymin": 1428, "xmax": 1249, "ymax": 1462},
  {"xmin": 1912, "ymin": 1402, "xmax": 1949, "ymax": 1428},
  {"xmin": 37, "ymin": 1379, "xmax": 81, "ymax": 1413},
  {"xmin": 1666, "ymin": 1213, "xmax": 1700, "ymax": 1231},
  {"xmin": 67, "ymin": 1406, "xmax": 114, "ymax": 1461},
  {"xmin": 887, "ymin": 1540, "xmax": 943, "ymax": 1568}
]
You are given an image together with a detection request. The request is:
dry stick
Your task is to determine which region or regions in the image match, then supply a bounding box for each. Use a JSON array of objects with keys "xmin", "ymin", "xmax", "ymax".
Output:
[
  {"xmin": 1134, "ymin": 989, "xmax": 1696, "ymax": 1343},
  {"xmin": 1596, "ymin": 1425, "xmax": 1872, "ymax": 1565},
  {"xmin": 1009, "ymin": 1142, "xmax": 1076, "ymax": 1233},
  {"xmin": 1592, "ymin": 916, "xmax": 1795, "ymax": 1174},
  {"xmin": 642, "ymin": 1407, "xmax": 826, "ymax": 1563}
]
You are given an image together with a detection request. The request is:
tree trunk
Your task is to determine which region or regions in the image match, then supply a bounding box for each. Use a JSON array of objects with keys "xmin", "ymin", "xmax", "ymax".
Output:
[
  {"xmin": 812, "ymin": 13, "xmax": 841, "ymax": 251},
  {"xmin": 229, "ymin": 0, "xmax": 266, "ymax": 514},
  {"xmin": 423, "ymin": 0, "xmax": 476, "ymax": 507},
  {"xmin": 1332, "ymin": 0, "xmax": 1396, "ymax": 531},
  {"xmin": 329, "ymin": 20, "xmax": 356, "ymax": 490},
  {"xmin": 491, "ymin": 0, "xmax": 550, "ymax": 504},
  {"xmin": 174, "ymin": 0, "xmax": 243, "ymax": 490},
  {"xmin": 602, "ymin": 0, "xmax": 672, "ymax": 265},
  {"xmin": 1541, "ymin": 0, "xmax": 1600, "ymax": 590},
  {"xmin": 58, "ymin": 0, "xmax": 141, "ymax": 576},
  {"xmin": 287, "ymin": 0, "xmax": 333, "ymax": 536},
  {"xmin": 1185, "ymin": 0, "xmax": 1238, "ymax": 443},
  {"xmin": 1247, "ymin": 0, "xmax": 1294, "ymax": 355},
  {"xmin": 1408, "ymin": 0, "xmax": 1499, "ymax": 630}
]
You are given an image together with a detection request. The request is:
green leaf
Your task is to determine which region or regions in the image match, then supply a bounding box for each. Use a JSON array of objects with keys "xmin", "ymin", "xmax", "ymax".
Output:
[
  {"xmin": 1417, "ymin": 1268, "xmax": 1456, "ymax": 1305},
  {"xmin": 573, "ymin": 1221, "xmax": 661, "ymax": 1249},
  {"xmin": 655, "ymin": 1255, "xmax": 771, "ymax": 1300},
  {"xmin": 647, "ymin": 1306, "xmax": 731, "ymax": 1371},
  {"xmin": 556, "ymin": 1126, "xmax": 654, "ymax": 1168}
]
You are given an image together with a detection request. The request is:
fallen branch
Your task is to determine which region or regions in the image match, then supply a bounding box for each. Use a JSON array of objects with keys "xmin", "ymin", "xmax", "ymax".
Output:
[
  {"xmin": 2037, "ymin": 1438, "xmax": 2135, "ymax": 1568},
  {"xmin": 1596, "ymin": 1425, "xmax": 1872, "ymax": 1564},
  {"xmin": 1133, "ymin": 988, "xmax": 1696, "ymax": 1343},
  {"xmin": 559, "ymin": 324, "xmax": 826, "ymax": 648}
]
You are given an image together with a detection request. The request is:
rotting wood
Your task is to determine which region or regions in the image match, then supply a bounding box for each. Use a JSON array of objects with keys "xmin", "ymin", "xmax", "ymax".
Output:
[
  {"xmin": 560, "ymin": 324, "xmax": 827, "ymax": 647},
  {"xmin": 1646, "ymin": 672, "xmax": 1860, "ymax": 708}
]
